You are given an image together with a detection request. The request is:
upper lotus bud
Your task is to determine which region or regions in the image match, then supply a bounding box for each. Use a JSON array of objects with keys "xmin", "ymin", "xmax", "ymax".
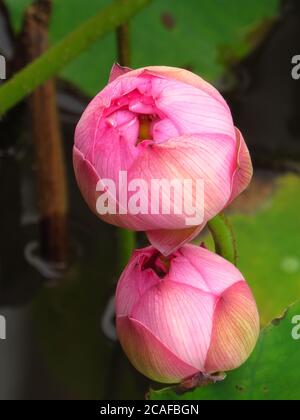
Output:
[
  {"xmin": 74, "ymin": 65, "xmax": 252, "ymax": 255},
  {"xmin": 116, "ymin": 244, "xmax": 259, "ymax": 384}
]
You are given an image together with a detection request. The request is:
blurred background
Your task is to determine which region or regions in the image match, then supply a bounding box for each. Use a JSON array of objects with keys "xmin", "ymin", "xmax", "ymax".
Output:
[{"xmin": 0, "ymin": 0, "xmax": 300, "ymax": 400}]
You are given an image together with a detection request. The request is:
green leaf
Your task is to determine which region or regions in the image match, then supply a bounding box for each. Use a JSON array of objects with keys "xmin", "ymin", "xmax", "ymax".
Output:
[
  {"xmin": 149, "ymin": 301, "xmax": 300, "ymax": 400},
  {"xmin": 49, "ymin": 0, "xmax": 115, "ymax": 96},
  {"xmin": 132, "ymin": 0, "xmax": 278, "ymax": 81},
  {"xmin": 204, "ymin": 175, "xmax": 300, "ymax": 326},
  {"xmin": 5, "ymin": 0, "xmax": 279, "ymax": 95}
]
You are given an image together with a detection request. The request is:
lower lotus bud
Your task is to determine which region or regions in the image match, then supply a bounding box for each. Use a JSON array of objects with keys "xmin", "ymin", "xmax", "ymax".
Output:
[{"xmin": 116, "ymin": 244, "xmax": 259, "ymax": 384}]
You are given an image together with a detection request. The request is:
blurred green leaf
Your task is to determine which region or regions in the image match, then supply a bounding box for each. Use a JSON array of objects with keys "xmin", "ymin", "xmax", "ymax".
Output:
[
  {"xmin": 150, "ymin": 300, "xmax": 300, "ymax": 400},
  {"xmin": 5, "ymin": 0, "xmax": 279, "ymax": 95},
  {"xmin": 132, "ymin": 0, "xmax": 278, "ymax": 81},
  {"xmin": 49, "ymin": 0, "xmax": 115, "ymax": 96},
  {"xmin": 205, "ymin": 175, "xmax": 300, "ymax": 326}
]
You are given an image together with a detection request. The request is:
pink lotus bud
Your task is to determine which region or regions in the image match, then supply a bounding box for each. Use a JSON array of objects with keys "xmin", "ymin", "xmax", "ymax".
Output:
[
  {"xmin": 116, "ymin": 244, "xmax": 259, "ymax": 384},
  {"xmin": 74, "ymin": 65, "xmax": 252, "ymax": 255}
]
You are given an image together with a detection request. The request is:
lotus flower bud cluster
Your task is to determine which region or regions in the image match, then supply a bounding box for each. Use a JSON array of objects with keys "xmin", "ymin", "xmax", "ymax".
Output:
[{"xmin": 74, "ymin": 65, "xmax": 259, "ymax": 384}]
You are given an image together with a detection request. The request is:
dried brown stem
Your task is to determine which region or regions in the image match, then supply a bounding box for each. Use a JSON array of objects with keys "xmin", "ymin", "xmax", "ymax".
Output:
[
  {"xmin": 21, "ymin": 0, "xmax": 69, "ymax": 265},
  {"xmin": 116, "ymin": 21, "xmax": 130, "ymax": 67}
]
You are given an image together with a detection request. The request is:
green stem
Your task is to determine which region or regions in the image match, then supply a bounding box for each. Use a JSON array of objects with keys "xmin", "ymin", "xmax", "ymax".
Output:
[
  {"xmin": 117, "ymin": 228, "xmax": 136, "ymax": 273},
  {"xmin": 0, "ymin": 0, "xmax": 151, "ymax": 116},
  {"xmin": 208, "ymin": 213, "xmax": 237, "ymax": 265}
]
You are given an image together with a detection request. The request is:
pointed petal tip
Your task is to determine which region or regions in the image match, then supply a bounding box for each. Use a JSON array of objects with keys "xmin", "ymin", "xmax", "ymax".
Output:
[
  {"xmin": 146, "ymin": 225, "xmax": 202, "ymax": 257},
  {"xmin": 109, "ymin": 63, "xmax": 133, "ymax": 83}
]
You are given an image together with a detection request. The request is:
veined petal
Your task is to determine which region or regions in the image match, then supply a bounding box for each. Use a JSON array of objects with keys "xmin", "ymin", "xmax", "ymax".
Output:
[
  {"xmin": 153, "ymin": 78, "xmax": 235, "ymax": 139},
  {"xmin": 132, "ymin": 134, "xmax": 236, "ymax": 218},
  {"xmin": 73, "ymin": 146, "xmax": 133, "ymax": 229},
  {"xmin": 228, "ymin": 128, "xmax": 253, "ymax": 204},
  {"xmin": 117, "ymin": 317, "xmax": 198, "ymax": 383},
  {"xmin": 93, "ymin": 116, "xmax": 139, "ymax": 183},
  {"xmin": 205, "ymin": 281, "xmax": 260, "ymax": 373},
  {"xmin": 133, "ymin": 134, "xmax": 237, "ymax": 253},
  {"xmin": 167, "ymin": 245, "xmax": 210, "ymax": 292},
  {"xmin": 73, "ymin": 146, "xmax": 100, "ymax": 215},
  {"xmin": 131, "ymin": 281, "xmax": 215, "ymax": 370},
  {"xmin": 177, "ymin": 245, "xmax": 243, "ymax": 295},
  {"xmin": 152, "ymin": 118, "xmax": 180, "ymax": 142},
  {"xmin": 115, "ymin": 247, "xmax": 160, "ymax": 317}
]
